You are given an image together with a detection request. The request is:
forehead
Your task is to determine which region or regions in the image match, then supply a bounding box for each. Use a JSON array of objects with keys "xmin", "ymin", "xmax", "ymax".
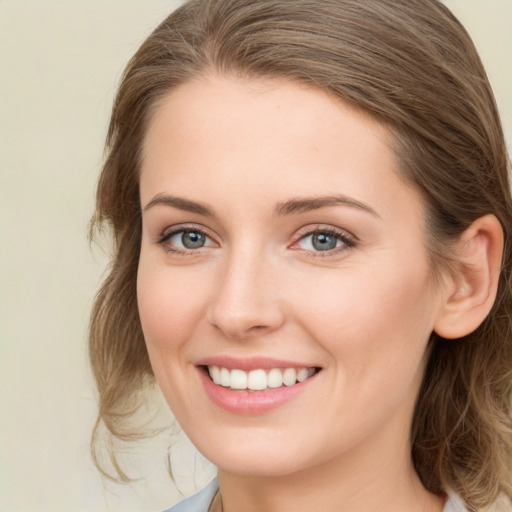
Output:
[
  {"xmin": 143, "ymin": 74, "xmax": 386, "ymax": 154},
  {"xmin": 140, "ymin": 75, "xmax": 422, "ymax": 223}
]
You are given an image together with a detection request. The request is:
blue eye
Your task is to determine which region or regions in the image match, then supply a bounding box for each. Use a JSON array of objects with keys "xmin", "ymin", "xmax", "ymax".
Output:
[
  {"xmin": 295, "ymin": 229, "xmax": 355, "ymax": 253},
  {"xmin": 160, "ymin": 228, "xmax": 215, "ymax": 251},
  {"xmin": 176, "ymin": 230, "xmax": 207, "ymax": 249},
  {"xmin": 311, "ymin": 232, "xmax": 339, "ymax": 251}
]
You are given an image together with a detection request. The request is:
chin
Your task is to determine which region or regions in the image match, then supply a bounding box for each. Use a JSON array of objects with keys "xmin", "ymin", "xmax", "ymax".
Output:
[
  {"xmin": 191, "ymin": 432, "xmax": 319, "ymax": 478},
  {"xmin": 214, "ymin": 454, "xmax": 309, "ymax": 478}
]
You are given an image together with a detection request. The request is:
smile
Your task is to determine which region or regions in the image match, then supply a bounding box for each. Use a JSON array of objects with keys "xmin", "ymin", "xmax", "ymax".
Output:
[
  {"xmin": 207, "ymin": 366, "xmax": 317, "ymax": 391},
  {"xmin": 197, "ymin": 360, "xmax": 322, "ymax": 414}
]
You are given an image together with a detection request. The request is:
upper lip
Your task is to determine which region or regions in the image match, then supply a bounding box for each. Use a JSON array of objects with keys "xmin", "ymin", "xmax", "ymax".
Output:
[{"xmin": 195, "ymin": 356, "xmax": 320, "ymax": 371}]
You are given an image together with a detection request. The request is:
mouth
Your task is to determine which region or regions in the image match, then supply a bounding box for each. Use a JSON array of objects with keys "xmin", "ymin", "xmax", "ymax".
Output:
[
  {"xmin": 197, "ymin": 359, "xmax": 322, "ymax": 413},
  {"xmin": 203, "ymin": 365, "xmax": 321, "ymax": 391}
]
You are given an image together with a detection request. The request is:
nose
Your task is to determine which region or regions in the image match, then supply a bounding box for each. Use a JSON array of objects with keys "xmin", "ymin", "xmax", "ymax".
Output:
[{"xmin": 207, "ymin": 249, "xmax": 285, "ymax": 340}]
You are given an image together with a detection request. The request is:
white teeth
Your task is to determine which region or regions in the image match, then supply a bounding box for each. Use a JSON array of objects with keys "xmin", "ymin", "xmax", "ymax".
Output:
[
  {"xmin": 220, "ymin": 367, "xmax": 230, "ymax": 387},
  {"xmin": 297, "ymin": 368, "xmax": 310, "ymax": 382},
  {"xmin": 210, "ymin": 365, "xmax": 221, "ymax": 385},
  {"xmin": 247, "ymin": 369, "xmax": 267, "ymax": 391},
  {"xmin": 207, "ymin": 366, "xmax": 316, "ymax": 390},
  {"xmin": 267, "ymin": 368, "xmax": 283, "ymax": 388},
  {"xmin": 230, "ymin": 369, "xmax": 248, "ymax": 390},
  {"xmin": 282, "ymin": 368, "xmax": 297, "ymax": 386}
]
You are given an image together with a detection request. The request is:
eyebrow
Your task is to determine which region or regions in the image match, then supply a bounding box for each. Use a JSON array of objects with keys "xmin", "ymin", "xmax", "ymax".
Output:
[
  {"xmin": 274, "ymin": 195, "xmax": 380, "ymax": 218},
  {"xmin": 143, "ymin": 194, "xmax": 216, "ymax": 217},
  {"xmin": 143, "ymin": 193, "xmax": 379, "ymax": 218}
]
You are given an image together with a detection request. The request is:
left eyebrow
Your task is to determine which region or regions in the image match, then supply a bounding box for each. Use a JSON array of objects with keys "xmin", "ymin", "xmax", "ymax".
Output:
[{"xmin": 273, "ymin": 195, "xmax": 381, "ymax": 218}]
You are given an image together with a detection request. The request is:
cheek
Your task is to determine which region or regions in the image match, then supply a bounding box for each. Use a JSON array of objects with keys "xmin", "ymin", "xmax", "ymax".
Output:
[
  {"xmin": 295, "ymin": 258, "xmax": 437, "ymax": 379},
  {"xmin": 136, "ymin": 259, "xmax": 205, "ymax": 358},
  {"xmin": 293, "ymin": 263, "xmax": 437, "ymax": 447}
]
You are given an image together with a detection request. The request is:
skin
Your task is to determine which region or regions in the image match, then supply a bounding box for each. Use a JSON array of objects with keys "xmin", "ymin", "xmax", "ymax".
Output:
[{"xmin": 137, "ymin": 75, "xmax": 448, "ymax": 512}]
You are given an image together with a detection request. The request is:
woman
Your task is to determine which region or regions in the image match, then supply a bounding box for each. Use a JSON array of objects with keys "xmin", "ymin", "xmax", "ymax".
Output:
[{"xmin": 89, "ymin": 0, "xmax": 512, "ymax": 510}]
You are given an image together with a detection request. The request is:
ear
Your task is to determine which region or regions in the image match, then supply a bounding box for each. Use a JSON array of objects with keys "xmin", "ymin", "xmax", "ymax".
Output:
[{"xmin": 434, "ymin": 214, "xmax": 504, "ymax": 339}]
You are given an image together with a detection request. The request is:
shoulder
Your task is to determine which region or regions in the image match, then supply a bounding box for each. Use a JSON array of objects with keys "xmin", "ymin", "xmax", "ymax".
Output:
[{"xmin": 162, "ymin": 479, "xmax": 219, "ymax": 512}]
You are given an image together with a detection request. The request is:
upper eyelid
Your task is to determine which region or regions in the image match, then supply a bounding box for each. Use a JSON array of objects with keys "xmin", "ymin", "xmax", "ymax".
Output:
[
  {"xmin": 289, "ymin": 225, "xmax": 358, "ymax": 254},
  {"xmin": 157, "ymin": 226, "xmax": 218, "ymax": 255},
  {"xmin": 155, "ymin": 223, "xmax": 357, "ymax": 248},
  {"xmin": 159, "ymin": 223, "xmax": 215, "ymax": 238},
  {"xmin": 292, "ymin": 224, "xmax": 357, "ymax": 242}
]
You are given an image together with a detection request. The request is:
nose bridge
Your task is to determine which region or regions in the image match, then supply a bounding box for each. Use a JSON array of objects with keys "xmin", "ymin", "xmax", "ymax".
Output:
[{"xmin": 208, "ymin": 240, "xmax": 283, "ymax": 339}]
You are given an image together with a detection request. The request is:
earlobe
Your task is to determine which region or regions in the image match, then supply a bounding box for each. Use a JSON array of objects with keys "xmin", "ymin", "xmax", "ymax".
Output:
[{"xmin": 434, "ymin": 214, "xmax": 503, "ymax": 339}]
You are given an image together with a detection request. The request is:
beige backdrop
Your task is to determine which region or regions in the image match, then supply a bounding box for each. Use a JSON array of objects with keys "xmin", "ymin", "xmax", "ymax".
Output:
[{"xmin": 0, "ymin": 1, "xmax": 510, "ymax": 511}]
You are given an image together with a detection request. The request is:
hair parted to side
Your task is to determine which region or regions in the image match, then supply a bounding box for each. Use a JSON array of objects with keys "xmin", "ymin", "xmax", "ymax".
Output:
[{"xmin": 89, "ymin": 0, "xmax": 512, "ymax": 508}]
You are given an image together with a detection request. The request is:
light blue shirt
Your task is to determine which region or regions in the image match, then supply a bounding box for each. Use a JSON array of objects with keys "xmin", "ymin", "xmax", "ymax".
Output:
[
  {"xmin": 164, "ymin": 479, "xmax": 468, "ymax": 512},
  {"xmin": 164, "ymin": 479, "xmax": 219, "ymax": 512}
]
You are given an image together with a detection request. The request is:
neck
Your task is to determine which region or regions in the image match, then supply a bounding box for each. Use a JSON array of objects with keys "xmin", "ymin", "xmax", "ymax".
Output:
[{"xmin": 217, "ymin": 432, "xmax": 445, "ymax": 512}]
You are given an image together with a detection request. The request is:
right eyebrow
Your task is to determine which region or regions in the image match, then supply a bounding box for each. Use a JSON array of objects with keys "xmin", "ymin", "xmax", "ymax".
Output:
[{"xmin": 143, "ymin": 194, "xmax": 216, "ymax": 217}]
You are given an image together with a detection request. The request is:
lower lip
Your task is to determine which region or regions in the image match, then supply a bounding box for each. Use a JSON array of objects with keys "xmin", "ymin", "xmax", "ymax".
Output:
[{"xmin": 198, "ymin": 367, "xmax": 319, "ymax": 414}]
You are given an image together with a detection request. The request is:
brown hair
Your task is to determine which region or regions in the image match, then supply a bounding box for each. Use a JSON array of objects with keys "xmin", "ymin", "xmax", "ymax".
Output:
[{"xmin": 89, "ymin": 0, "xmax": 512, "ymax": 509}]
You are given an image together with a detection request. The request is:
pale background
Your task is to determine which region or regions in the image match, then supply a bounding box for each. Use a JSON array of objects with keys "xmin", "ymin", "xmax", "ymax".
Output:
[{"xmin": 0, "ymin": 1, "xmax": 510, "ymax": 511}]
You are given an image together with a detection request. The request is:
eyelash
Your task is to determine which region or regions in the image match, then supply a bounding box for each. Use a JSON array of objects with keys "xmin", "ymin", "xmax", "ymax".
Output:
[
  {"xmin": 156, "ymin": 225, "xmax": 357, "ymax": 257},
  {"xmin": 291, "ymin": 226, "xmax": 357, "ymax": 257},
  {"xmin": 157, "ymin": 225, "xmax": 215, "ymax": 255}
]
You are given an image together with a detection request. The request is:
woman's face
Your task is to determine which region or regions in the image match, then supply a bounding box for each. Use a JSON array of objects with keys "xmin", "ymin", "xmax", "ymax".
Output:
[{"xmin": 138, "ymin": 76, "xmax": 447, "ymax": 477}]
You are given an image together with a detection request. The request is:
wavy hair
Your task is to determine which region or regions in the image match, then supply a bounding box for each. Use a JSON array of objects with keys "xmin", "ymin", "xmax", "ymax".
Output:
[{"xmin": 89, "ymin": 1, "xmax": 512, "ymax": 509}]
